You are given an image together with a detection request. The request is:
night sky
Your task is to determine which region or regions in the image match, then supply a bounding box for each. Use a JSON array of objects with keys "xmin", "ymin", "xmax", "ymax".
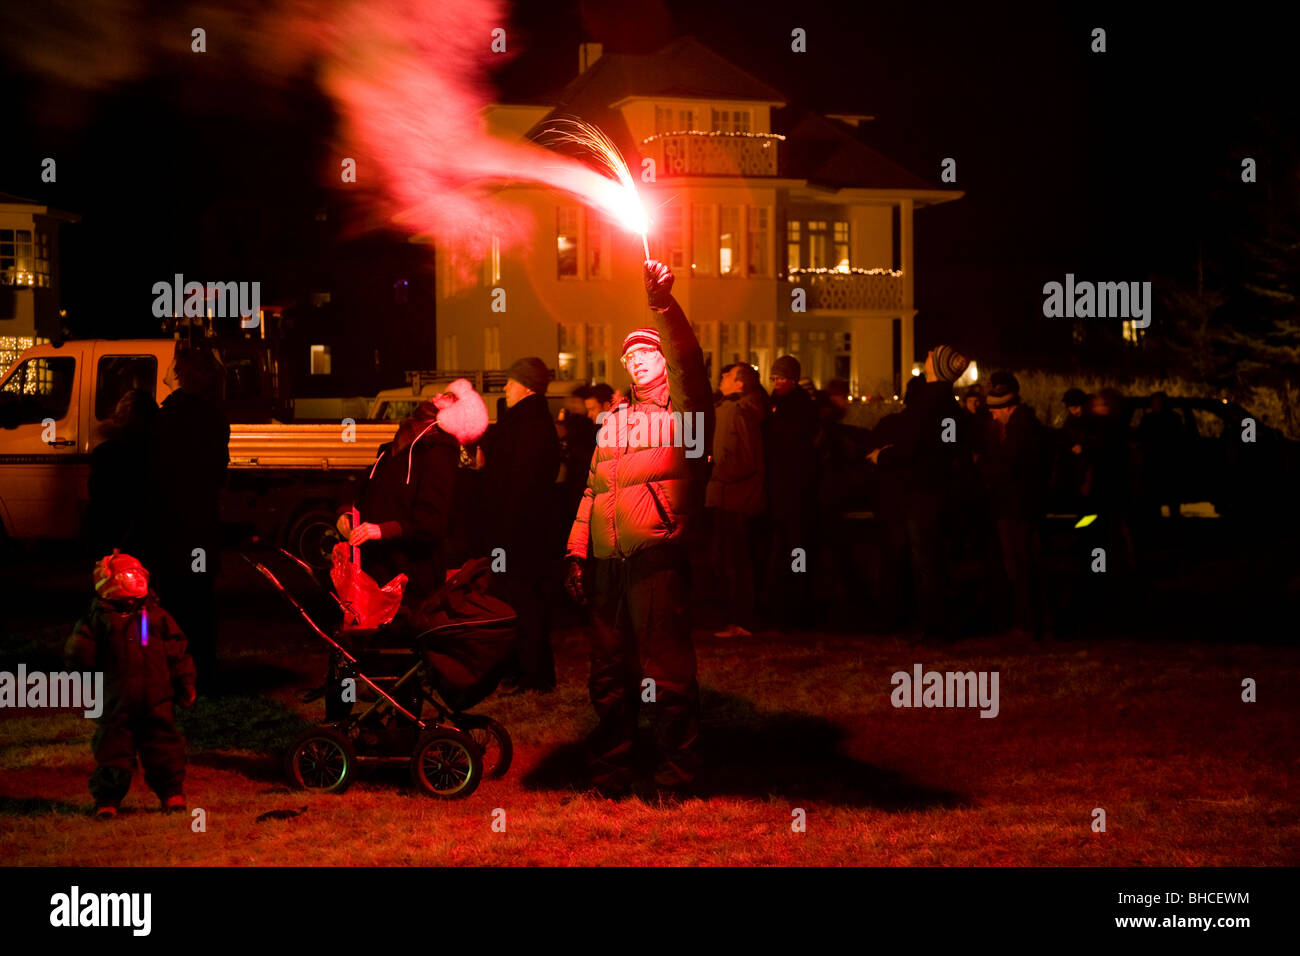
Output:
[{"xmin": 1, "ymin": 0, "xmax": 1293, "ymax": 363}]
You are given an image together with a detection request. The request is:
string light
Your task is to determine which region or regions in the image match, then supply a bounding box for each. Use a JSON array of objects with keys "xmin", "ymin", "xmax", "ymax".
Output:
[
  {"xmin": 785, "ymin": 266, "xmax": 903, "ymax": 278},
  {"xmin": 641, "ymin": 131, "xmax": 787, "ymax": 145}
]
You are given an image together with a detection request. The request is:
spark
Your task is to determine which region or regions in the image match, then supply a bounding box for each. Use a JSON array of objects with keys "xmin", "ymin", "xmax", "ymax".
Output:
[{"xmin": 539, "ymin": 119, "xmax": 651, "ymax": 260}]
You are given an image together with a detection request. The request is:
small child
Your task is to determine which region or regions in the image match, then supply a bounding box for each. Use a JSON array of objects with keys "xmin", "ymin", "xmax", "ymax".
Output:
[{"xmin": 64, "ymin": 550, "xmax": 197, "ymax": 819}]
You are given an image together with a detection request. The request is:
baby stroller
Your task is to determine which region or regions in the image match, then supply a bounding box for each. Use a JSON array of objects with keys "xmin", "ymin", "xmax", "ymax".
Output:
[{"xmin": 246, "ymin": 549, "xmax": 517, "ymax": 800}]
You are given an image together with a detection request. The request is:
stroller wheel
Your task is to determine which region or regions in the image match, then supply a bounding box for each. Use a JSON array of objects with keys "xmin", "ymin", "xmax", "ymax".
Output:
[
  {"xmin": 456, "ymin": 715, "xmax": 513, "ymax": 779},
  {"xmin": 410, "ymin": 728, "xmax": 482, "ymax": 800},
  {"xmin": 286, "ymin": 726, "xmax": 356, "ymax": 794}
]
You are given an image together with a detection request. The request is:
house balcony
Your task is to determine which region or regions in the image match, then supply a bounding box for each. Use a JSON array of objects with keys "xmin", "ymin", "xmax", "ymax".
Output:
[
  {"xmin": 784, "ymin": 269, "xmax": 905, "ymax": 311},
  {"xmin": 641, "ymin": 131, "xmax": 782, "ymax": 177}
]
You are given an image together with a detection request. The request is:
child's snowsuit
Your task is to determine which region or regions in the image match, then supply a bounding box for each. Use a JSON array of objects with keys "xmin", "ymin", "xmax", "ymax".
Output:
[{"xmin": 65, "ymin": 593, "xmax": 197, "ymax": 808}]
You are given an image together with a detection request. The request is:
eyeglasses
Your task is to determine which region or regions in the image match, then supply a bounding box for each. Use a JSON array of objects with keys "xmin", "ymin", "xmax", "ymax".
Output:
[{"xmin": 621, "ymin": 348, "xmax": 657, "ymax": 368}]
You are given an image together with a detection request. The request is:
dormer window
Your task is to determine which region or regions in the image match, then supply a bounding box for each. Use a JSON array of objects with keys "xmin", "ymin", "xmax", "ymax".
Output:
[
  {"xmin": 655, "ymin": 106, "xmax": 697, "ymax": 133},
  {"xmin": 711, "ymin": 109, "xmax": 751, "ymax": 132}
]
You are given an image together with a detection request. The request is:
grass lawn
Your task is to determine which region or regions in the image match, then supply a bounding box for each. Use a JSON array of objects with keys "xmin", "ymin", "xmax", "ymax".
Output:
[{"xmin": 2, "ymin": 619, "xmax": 1296, "ymax": 866}]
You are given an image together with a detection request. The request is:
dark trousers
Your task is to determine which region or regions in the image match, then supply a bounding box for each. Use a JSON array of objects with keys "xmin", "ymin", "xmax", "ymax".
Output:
[
  {"xmin": 90, "ymin": 701, "xmax": 187, "ymax": 808},
  {"xmin": 710, "ymin": 509, "xmax": 758, "ymax": 631},
  {"xmin": 993, "ymin": 517, "xmax": 1047, "ymax": 637},
  {"xmin": 496, "ymin": 558, "xmax": 555, "ymax": 690},
  {"xmin": 586, "ymin": 543, "xmax": 699, "ymax": 789},
  {"xmin": 762, "ymin": 509, "xmax": 814, "ymax": 627}
]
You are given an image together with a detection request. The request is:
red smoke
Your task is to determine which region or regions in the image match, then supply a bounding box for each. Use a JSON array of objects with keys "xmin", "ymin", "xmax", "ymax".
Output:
[{"xmin": 5, "ymin": 0, "xmax": 638, "ymax": 277}]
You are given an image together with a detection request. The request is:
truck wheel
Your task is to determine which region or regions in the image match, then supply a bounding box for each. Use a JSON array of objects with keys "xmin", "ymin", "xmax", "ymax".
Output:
[{"xmin": 287, "ymin": 507, "xmax": 342, "ymax": 570}]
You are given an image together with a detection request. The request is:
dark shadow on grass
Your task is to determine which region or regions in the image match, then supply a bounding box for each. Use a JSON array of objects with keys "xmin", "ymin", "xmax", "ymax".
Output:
[
  {"xmin": 0, "ymin": 796, "xmax": 90, "ymax": 817},
  {"xmin": 521, "ymin": 688, "xmax": 964, "ymax": 811}
]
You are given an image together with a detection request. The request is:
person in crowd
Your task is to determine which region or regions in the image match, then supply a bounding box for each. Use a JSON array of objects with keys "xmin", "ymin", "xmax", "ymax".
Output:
[
  {"xmin": 869, "ymin": 346, "xmax": 970, "ymax": 639},
  {"xmin": 816, "ymin": 378, "xmax": 871, "ymax": 614},
  {"xmin": 1137, "ymin": 391, "xmax": 1186, "ymax": 520},
  {"xmin": 564, "ymin": 260, "xmax": 713, "ymax": 796},
  {"xmin": 65, "ymin": 551, "xmax": 197, "ymax": 819},
  {"xmin": 962, "ymin": 384, "xmax": 988, "ymax": 419},
  {"xmin": 707, "ymin": 362, "xmax": 766, "ymax": 638},
  {"xmin": 480, "ymin": 358, "xmax": 564, "ymax": 694},
  {"xmin": 85, "ymin": 388, "xmax": 157, "ymax": 558},
  {"xmin": 761, "ymin": 355, "xmax": 820, "ymax": 630},
  {"xmin": 1050, "ymin": 387, "xmax": 1092, "ymax": 513},
  {"xmin": 584, "ymin": 384, "xmax": 615, "ymax": 423},
  {"xmin": 978, "ymin": 372, "xmax": 1053, "ymax": 640},
  {"xmin": 1080, "ymin": 387, "xmax": 1137, "ymax": 576},
  {"xmin": 145, "ymin": 347, "xmax": 229, "ymax": 691},
  {"xmin": 338, "ymin": 380, "xmax": 489, "ymax": 609}
]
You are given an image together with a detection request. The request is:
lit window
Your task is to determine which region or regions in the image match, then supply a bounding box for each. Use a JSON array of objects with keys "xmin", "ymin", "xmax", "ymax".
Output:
[
  {"xmin": 0, "ymin": 229, "xmax": 40, "ymax": 287},
  {"xmin": 656, "ymin": 204, "xmax": 686, "ymax": 270},
  {"xmin": 786, "ymin": 221, "xmax": 801, "ymax": 271},
  {"xmin": 747, "ymin": 207, "xmax": 770, "ymax": 276},
  {"xmin": 484, "ymin": 326, "xmax": 501, "ymax": 370},
  {"xmin": 692, "ymin": 204, "xmax": 717, "ymax": 275},
  {"xmin": 719, "ymin": 206, "xmax": 741, "ymax": 276},
  {"xmin": 833, "ymin": 222, "xmax": 850, "ymax": 271},
  {"xmin": 309, "ymin": 345, "xmax": 331, "ymax": 375},
  {"xmin": 587, "ymin": 214, "xmax": 610, "ymax": 279},
  {"xmin": 806, "ymin": 220, "xmax": 829, "ymax": 269},
  {"xmin": 557, "ymin": 207, "xmax": 580, "ymax": 278}
]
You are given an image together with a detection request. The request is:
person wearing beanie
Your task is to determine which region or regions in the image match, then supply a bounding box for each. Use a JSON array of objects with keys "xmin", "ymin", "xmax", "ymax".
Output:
[
  {"xmin": 976, "ymin": 371, "xmax": 1052, "ymax": 641},
  {"xmin": 762, "ymin": 354, "xmax": 820, "ymax": 629},
  {"xmin": 338, "ymin": 380, "xmax": 489, "ymax": 607},
  {"xmin": 64, "ymin": 551, "xmax": 197, "ymax": 818},
  {"xmin": 926, "ymin": 345, "xmax": 970, "ymax": 384},
  {"xmin": 479, "ymin": 359, "xmax": 563, "ymax": 693},
  {"xmin": 565, "ymin": 259, "xmax": 714, "ymax": 795},
  {"xmin": 504, "ymin": 356, "xmax": 551, "ymax": 397}
]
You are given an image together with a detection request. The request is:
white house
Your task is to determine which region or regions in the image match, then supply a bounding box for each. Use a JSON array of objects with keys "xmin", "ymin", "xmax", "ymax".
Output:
[
  {"xmin": 0, "ymin": 192, "xmax": 78, "ymax": 376},
  {"xmin": 432, "ymin": 39, "xmax": 961, "ymax": 397}
]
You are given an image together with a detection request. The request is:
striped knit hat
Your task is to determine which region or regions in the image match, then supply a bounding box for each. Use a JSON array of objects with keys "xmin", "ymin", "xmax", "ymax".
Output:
[
  {"xmin": 931, "ymin": 345, "xmax": 970, "ymax": 383},
  {"xmin": 622, "ymin": 327, "xmax": 661, "ymax": 356}
]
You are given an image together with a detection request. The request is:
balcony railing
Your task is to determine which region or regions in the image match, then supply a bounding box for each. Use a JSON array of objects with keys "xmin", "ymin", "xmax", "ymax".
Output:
[
  {"xmin": 784, "ymin": 269, "xmax": 904, "ymax": 311},
  {"xmin": 642, "ymin": 132, "xmax": 782, "ymax": 177}
]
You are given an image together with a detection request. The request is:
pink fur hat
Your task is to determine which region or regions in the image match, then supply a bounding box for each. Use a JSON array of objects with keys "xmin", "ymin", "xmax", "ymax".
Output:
[{"xmin": 431, "ymin": 378, "xmax": 488, "ymax": 445}]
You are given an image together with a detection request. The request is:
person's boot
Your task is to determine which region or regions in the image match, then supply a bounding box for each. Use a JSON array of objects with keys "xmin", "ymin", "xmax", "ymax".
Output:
[{"xmin": 162, "ymin": 794, "xmax": 186, "ymax": 814}]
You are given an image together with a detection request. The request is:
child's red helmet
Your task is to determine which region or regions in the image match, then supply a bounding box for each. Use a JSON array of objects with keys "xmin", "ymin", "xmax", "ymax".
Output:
[{"xmin": 94, "ymin": 550, "xmax": 149, "ymax": 601}]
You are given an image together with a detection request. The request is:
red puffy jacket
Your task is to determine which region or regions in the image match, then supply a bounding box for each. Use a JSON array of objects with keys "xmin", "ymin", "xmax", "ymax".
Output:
[{"xmin": 566, "ymin": 297, "xmax": 713, "ymax": 560}]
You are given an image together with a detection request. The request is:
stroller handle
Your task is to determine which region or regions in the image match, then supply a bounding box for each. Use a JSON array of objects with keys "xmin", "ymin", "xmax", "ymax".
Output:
[{"xmin": 238, "ymin": 553, "xmax": 426, "ymax": 728}]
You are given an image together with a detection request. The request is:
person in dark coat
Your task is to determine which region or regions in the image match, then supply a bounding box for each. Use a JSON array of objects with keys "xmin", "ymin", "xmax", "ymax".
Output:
[
  {"xmin": 870, "ymin": 346, "xmax": 970, "ymax": 638},
  {"xmin": 1138, "ymin": 391, "xmax": 1187, "ymax": 520},
  {"xmin": 761, "ymin": 354, "xmax": 820, "ymax": 629},
  {"xmin": 978, "ymin": 372, "xmax": 1053, "ymax": 639},
  {"xmin": 707, "ymin": 362, "xmax": 766, "ymax": 637},
  {"xmin": 145, "ymin": 348, "xmax": 229, "ymax": 692},
  {"xmin": 480, "ymin": 357, "xmax": 564, "ymax": 693},
  {"xmin": 338, "ymin": 380, "xmax": 489, "ymax": 610},
  {"xmin": 564, "ymin": 260, "xmax": 713, "ymax": 795},
  {"xmin": 65, "ymin": 551, "xmax": 197, "ymax": 818},
  {"xmin": 85, "ymin": 388, "xmax": 157, "ymax": 557}
]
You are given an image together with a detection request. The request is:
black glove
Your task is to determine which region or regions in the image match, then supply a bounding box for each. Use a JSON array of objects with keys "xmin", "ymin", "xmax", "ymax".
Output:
[
  {"xmin": 643, "ymin": 260, "xmax": 674, "ymax": 312},
  {"xmin": 564, "ymin": 558, "xmax": 587, "ymax": 606}
]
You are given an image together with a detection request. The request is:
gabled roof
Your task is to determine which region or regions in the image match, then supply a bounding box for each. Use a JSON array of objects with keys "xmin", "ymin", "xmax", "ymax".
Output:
[
  {"xmin": 524, "ymin": 37, "xmax": 787, "ymax": 155},
  {"xmin": 0, "ymin": 191, "xmax": 80, "ymax": 220},
  {"xmin": 517, "ymin": 38, "xmax": 954, "ymax": 197}
]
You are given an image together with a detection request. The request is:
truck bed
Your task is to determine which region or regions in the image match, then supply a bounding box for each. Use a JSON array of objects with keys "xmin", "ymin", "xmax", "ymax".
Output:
[{"xmin": 228, "ymin": 422, "xmax": 398, "ymax": 470}]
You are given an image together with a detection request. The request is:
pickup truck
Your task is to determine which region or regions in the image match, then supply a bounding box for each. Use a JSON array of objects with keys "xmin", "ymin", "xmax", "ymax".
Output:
[{"xmin": 0, "ymin": 338, "xmax": 399, "ymax": 567}]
